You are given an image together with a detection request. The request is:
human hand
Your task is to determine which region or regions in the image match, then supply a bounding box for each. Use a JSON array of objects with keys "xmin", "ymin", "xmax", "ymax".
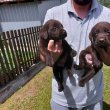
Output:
[
  {"xmin": 48, "ymin": 40, "xmax": 62, "ymax": 53},
  {"xmin": 85, "ymin": 54, "xmax": 93, "ymax": 65},
  {"xmin": 47, "ymin": 40, "xmax": 63, "ymax": 62},
  {"xmin": 39, "ymin": 40, "xmax": 63, "ymax": 66}
]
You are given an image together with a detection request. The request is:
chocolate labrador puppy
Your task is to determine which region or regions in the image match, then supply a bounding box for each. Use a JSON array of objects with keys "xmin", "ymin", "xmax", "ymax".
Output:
[
  {"xmin": 74, "ymin": 22, "xmax": 110, "ymax": 86},
  {"xmin": 39, "ymin": 19, "xmax": 77, "ymax": 92},
  {"xmin": 90, "ymin": 22, "xmax": 110, "ymax": 66}
]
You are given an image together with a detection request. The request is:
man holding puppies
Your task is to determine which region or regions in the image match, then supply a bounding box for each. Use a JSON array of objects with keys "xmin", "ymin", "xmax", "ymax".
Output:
[{"xmin": 40, "ymin": 0, "xmax": 110, "ymax": 110}]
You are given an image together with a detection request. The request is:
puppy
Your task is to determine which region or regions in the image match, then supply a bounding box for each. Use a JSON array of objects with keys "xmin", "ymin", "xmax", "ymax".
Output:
[
  {"xmin": 74, "ymin": 22, "xmax": 110, "ymax": 86},
  {"xmin": 39, "ymin": 19, "xmax": 77, "ymax": 92},
  {"xmin": 89, "ymin": 22, "xmax": 110, "ymax": 66}
]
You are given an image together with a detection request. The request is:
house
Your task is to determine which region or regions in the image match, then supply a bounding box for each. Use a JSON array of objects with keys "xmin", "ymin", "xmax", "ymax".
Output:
[
  {"xmin": 0, "ymin": 0, "xmax": 66, "ymax": 32},
  {"xmin": 1, "ymin": 0, "xmax": 109, "ymax": 32}
]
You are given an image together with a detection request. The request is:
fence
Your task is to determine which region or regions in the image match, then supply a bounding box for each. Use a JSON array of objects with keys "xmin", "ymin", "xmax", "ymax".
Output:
[{"xmin": 0, "ymin": 26, "xmax": 42, "ymax": 86}]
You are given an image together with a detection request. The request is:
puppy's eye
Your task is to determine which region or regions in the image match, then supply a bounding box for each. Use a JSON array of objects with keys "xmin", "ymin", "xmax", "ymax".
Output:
[
  {"xmin": 94, "ymin": 30, "xmax": 99, "ymax": 36},
  {"xmin": 107, "ymin": 30, "xmax": 110, "ymax": 35},
  {"xmin": 52, "ymin": 27, "xmax": 58, "ymax": 32},
  {"xmin": 94, "ymin": 33, "xmax": 98, "ymax": 36},
  {"xmin": 107, "ymin": 30, "xmax": 110, "ymax": 34}
]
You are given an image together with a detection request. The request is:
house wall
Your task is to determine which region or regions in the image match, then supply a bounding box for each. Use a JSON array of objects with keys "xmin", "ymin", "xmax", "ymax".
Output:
[{"xmin": 0, "ymin": 0, "xmax": 66, "ymax": 32}]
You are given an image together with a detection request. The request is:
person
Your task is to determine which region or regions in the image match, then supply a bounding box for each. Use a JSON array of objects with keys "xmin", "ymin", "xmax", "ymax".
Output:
[{"xmin": 40, "ymin": 0, "xmax": 110, "ymax": 110}]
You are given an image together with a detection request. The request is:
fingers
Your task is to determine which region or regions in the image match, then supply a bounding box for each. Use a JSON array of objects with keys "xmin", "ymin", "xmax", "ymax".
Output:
[
  {"xmin": 40, "ymin": 39, "xmax": 63, "ymax": 66},
  {"xmin": 45, "ymin": 40, "xmax": 63, "ymax": 66},
  {"xmin": 47, "ymin": 40, "xmax": 63, "ymax": 53},
  {"xmin": 85, "ymin": 54, "xmax": 93, "ymax": 65},
  {"xmin": 48, "ymin": 40, "xmax": 55, "ymax": 52},
  {"xmin": 54, "ymin": 44, "xmax": 62, "ymax": 53}
]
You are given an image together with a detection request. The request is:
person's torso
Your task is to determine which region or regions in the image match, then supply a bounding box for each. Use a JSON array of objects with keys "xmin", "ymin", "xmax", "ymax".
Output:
[{"xmin": 44, "ymin": 0, "xmax": 110, "ymax": 108}]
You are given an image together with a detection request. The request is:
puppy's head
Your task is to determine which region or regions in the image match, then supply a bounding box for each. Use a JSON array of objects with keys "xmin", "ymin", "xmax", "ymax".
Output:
[
  {"xmin": 39, "ymin": 19, "xmax": 67, "ymax": 41},
  {"xmin": 89, "ymin": 22, "xmax": 110, "ymax": 48}
]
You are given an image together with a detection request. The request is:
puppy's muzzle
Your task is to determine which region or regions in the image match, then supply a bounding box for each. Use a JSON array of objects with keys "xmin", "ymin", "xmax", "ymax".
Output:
[
  {"xmin": 98, "ymin": 38, "xmax": 106, "ymax": 43},
  {"xmin": 95, "ymin": 33, "xmax": 110, "ymax": 46},
  {"xmin": 61, "ymin": 30, "xmax": 67, "ymax": 38},
  {"xmin": 96, "ymin": 39, "xmax": 107, "ymax": 47}
]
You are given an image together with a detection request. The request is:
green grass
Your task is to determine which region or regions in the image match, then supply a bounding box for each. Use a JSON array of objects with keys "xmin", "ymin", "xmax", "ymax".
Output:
[
  {"xmin": 99, "ymin": 0, "xmax": 110, "ymax": 7},
  {"xmin": 0, "ymin": 66, "xmax": 110, "ymax": 110},
  {"xmin": 103, "ymin": 65, "xmax": 110, "ymax": 110},
  {"xmin": 0, "ymin": 67, "xmax": 52, "ymax": 110}
]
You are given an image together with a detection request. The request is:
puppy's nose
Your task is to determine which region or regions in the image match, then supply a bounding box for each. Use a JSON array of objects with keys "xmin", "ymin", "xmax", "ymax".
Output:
[
  {"xmin": 62, "ymin": 30, "xmax": 67, "ymax": 36},
  {"xmin": 99, "ymin": 38, "xmax": 105, "ymax": 43},
  {"xmin": 63, "ymin": 30, "xmax": 66, "ymax": 34}
]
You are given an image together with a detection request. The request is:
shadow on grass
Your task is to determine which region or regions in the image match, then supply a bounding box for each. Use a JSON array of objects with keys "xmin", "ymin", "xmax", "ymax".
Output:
[{"xmin": 103, "ymin": 101, "xmax": 110, "ymax": 110}]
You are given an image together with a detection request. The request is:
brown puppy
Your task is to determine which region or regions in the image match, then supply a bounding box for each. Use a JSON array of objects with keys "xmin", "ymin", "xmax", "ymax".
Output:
[
  {"xmin": 39, "ymin": 19, "xmax": 77, "ymax": 92},
  {"xmin": 89, "ymin": 22, "xmax": 110, "ymax": 66},
  {"xmin": 75, "ymin": 22, "xmax": 110, "ymax": 86},
  {"xmin": 74, "ymin": 22, "xmax": 110, "ymax": 86}
]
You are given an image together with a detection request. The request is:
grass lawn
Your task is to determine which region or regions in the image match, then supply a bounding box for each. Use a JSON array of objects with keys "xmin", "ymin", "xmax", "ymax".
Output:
[
  {"xmin": 103, "ymin": 65, "xmax": 110, "ymax": 110},
  {"xmin": 0, "ymin": 65, "xmax": 110, "ymax": 110}
]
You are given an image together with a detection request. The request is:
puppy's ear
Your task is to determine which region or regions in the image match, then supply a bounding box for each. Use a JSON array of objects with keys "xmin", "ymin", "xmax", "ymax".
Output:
[{"xmin": 39, "ymin": 27, "xmax": 48, "ymax": 40}]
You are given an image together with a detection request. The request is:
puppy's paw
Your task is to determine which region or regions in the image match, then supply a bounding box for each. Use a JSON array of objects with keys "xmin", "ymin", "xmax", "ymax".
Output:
[
  {"xmin": 79, "ymin": 80, "xmax": 85, "ymax": 87},
  {"xmin": 58, "ymin": 83, "xmax": 64, "ymax": 92},
  {"xmin": 74, "ymin": 64, "xmax": 80, "ymax": 70},
  {"xmin": 71, "ymin": 50, "xmax": 77, "ymax": 57}
]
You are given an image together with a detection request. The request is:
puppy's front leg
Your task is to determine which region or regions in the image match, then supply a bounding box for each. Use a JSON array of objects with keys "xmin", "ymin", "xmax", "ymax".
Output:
[
  {"xmin": 79, "ymin": 68, "xmax": 95, "ymax": 87},
  {"xmin": 92, "ymin": 49, "xmax": 103, "ymax": 69}
]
